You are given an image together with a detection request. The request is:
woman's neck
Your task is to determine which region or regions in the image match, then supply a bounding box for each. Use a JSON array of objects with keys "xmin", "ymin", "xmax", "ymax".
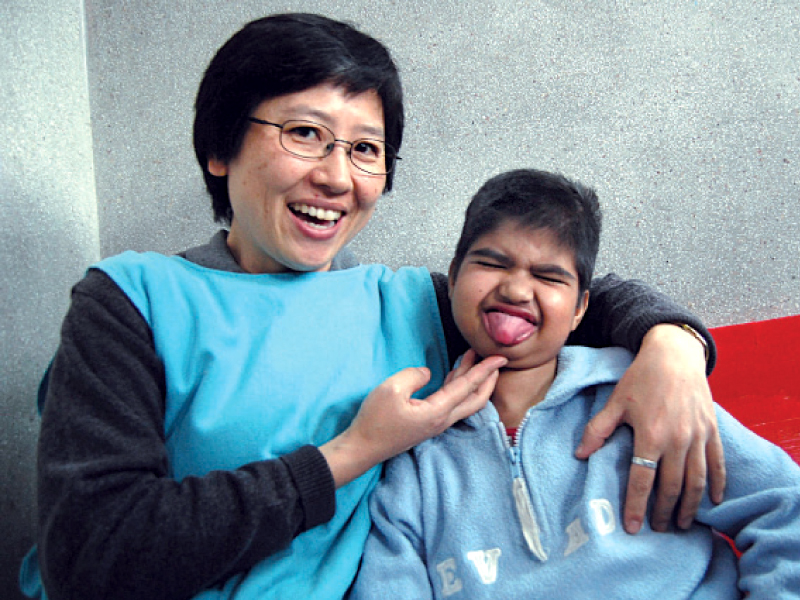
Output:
[{"xmin": 492, "ymin": 359, "xmax": 557, "ymax": 429}]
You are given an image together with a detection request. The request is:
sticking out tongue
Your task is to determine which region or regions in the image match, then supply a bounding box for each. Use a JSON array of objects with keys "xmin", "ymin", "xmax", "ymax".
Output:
[{"xmin": 484, "ymin": 311, "xmax": 536, "ymax": 346}]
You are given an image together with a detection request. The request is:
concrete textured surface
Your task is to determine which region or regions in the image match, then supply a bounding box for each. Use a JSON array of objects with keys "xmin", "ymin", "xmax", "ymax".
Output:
[{"xmin": 1, "ymin": 1, "xmax": 98, "ymax": 597}]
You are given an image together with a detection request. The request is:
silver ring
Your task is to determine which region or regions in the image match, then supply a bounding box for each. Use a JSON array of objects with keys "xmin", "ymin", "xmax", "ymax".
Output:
[{"xmin": 631, "ymin": 456, "xmax": 658, "ymax": 470}]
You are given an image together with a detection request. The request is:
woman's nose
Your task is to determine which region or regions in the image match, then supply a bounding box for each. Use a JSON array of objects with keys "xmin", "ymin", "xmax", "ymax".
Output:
[{"xmin": 311, "ymin": 143, "xmax": 354, "ymax": 193}]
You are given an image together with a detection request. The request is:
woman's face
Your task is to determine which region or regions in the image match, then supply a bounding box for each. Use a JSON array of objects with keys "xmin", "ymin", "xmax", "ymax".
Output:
[{"xmin": 209, "ymin": 83, "xmax": 386, "ymax": 273}]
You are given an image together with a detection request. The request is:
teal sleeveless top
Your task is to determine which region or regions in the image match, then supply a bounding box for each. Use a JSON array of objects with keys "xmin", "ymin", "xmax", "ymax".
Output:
[{"xmin": 24, "ymin": 252, "xmax": 448, "ymax": 600}]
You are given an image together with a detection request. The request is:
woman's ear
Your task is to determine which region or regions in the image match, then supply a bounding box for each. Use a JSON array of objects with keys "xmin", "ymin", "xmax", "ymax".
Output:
[
  {"xmin": 571, "ymin": 290, "xmax": 590, "ymax": 331},
  {"xmin": 207, "ymin": 157, "xmax": 228, "ymax": 177}
]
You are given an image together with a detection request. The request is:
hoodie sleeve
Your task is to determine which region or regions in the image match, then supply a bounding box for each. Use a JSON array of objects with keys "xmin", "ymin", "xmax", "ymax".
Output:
[
  {"xmin": 349, "ymin": 450, "xmax": 433, "ymax": 600},
  {"xmin": 697, "ymin": 406, "xmax": 800, "ymax": 598}
]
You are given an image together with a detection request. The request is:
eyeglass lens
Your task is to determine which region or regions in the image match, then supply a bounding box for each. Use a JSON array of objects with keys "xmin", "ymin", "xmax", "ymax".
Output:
[{"xmin": 280, "ymin": 121, "xmax": 392, "ymax": 175}]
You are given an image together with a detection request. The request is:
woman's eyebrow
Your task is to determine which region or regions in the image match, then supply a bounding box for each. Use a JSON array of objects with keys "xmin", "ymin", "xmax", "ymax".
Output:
[
  {"xmin": 353, "ymin": 123, "xmax": 386, "ymax": 139},
  {"xmin": 282, "ymin": 105, "xmax": 386, "ymax": 138}
]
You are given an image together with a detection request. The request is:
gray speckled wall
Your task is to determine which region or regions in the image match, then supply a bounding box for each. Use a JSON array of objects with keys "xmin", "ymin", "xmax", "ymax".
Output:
[
  {"xmin": 1, "ymin": 1, "xmax": 99, "ymax": 596},
  {"xmin": 2, "ymin": 0, "xmax": 798, "ymax": 596},
  {"xmin": 84, "ymin": 0, "xmax": 800, "ymax": 325}
]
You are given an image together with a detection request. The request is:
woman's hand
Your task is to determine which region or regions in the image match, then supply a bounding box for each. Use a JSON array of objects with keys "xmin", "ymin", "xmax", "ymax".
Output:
[
  {"xmin": 575, "ymin": 324, "xmax": 726, "ymax": 534},
  {"xmin": 322, "ymin": 350, "xmax": 506, "ymax": 488}
]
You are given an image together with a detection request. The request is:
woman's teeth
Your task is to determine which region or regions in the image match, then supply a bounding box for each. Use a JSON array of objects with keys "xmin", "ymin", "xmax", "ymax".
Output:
[{"xmin": 291, "ymin": 203, "xmax": 342, "ymax": 224}]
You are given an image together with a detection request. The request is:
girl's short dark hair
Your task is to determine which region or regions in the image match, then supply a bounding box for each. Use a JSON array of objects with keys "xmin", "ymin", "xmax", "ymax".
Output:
[
  {"xmin": 193, "ymin": 13, "xmax": 404, "ymax": 223},
  {"xmin": 452, "ymin": 169, "xmax": 602, "ymax": 294}
]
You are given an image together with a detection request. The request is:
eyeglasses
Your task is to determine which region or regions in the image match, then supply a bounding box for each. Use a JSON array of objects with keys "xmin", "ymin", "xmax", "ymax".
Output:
[{"xmin": 247, "ymin": 118, "xmax": 400, "ymax": 176}]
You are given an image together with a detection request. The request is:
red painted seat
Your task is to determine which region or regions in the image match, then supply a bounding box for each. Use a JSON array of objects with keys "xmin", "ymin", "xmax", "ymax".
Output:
[{"xmin": 708, "ymin": 315, "xmax": 800, "ymax": 464}]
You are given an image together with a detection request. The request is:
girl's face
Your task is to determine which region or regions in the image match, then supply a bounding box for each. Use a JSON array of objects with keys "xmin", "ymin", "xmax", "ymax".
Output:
[
  {"xmin": 449, "ymin": 221, "xmax": 589, "ymax": 371},
  {"xmin": 209, "ymin": 83, "xmax": 386, "ymax": 274}
]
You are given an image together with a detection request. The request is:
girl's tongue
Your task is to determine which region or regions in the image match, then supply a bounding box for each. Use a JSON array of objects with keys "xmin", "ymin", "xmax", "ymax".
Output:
[{"xmin": 484, "ymin": 311, "xmax": 535, "ymax": 346}]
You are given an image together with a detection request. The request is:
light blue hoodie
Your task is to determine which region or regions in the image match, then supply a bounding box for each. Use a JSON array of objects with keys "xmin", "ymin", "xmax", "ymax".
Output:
[{"xmin": 350, "ymin": 346, "xmax": 800, "ymax": 599}]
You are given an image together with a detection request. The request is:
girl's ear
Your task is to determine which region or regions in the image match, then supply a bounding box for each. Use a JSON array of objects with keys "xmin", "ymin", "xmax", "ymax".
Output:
[
  {"xmin": 447, "ymin": 260, "xmax": 458, "ymax": 297},
  {"xmin": 571, "ymin": 290, "xmax": 590, "ymax": 331},
  {"xmin": 207, "ymin": 157, "xmax": 228, "ymax": 177}
]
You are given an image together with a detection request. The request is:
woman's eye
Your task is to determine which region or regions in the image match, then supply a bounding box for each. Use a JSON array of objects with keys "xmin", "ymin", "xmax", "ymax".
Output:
[
  {"xmin": 287, "ymin": 125, "xmax": 323, "ymax": 143},
  {"xmin": 353, "ymin": 140, "xmax": 383, "ymax": 160}
]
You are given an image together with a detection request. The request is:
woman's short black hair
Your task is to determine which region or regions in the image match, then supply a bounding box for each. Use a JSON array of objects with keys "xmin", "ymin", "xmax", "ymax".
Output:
[
  {"xmin": 451, "ymin": 169, "xmax": 602, "ymax": 294},
  {"xmin": 193, "ymin": 13, "xmax": 404, "ymax": 223}
]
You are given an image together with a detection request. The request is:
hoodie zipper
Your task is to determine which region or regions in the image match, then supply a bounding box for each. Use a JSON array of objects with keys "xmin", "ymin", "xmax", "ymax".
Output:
[{"xmin": 503, "ymin": 417, "xmax": 548, "ymax": 561}]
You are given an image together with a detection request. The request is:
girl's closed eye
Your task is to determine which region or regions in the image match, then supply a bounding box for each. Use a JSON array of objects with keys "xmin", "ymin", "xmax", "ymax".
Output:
[
  {"xmin": 474, "ymin": 260, "xmax": 505, "ymax": 269},
  {"xmin": 535, "ymin": 273, "xmax": 567, "ymax": 284}
]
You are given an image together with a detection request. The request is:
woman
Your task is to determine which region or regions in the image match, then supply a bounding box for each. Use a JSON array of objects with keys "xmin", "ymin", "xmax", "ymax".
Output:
[{"xmin": 23, "ymin": 13, "xmax": 723, "ymax": 600}]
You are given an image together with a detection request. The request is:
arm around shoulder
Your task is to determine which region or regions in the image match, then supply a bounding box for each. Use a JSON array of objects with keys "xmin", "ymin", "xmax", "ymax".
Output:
[
  {"xmin": 573, "ymin": 273, "xmax": 724, "ymax": 534},
  {"xmin": 574, "ymin": 273, "xmax": 716, "ymax": 372}
]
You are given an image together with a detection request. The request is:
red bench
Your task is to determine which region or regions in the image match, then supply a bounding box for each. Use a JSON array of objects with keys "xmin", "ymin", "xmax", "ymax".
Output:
[{"xmin": 708, "ymin": 315, "xmax": 800, "ymax": 464}]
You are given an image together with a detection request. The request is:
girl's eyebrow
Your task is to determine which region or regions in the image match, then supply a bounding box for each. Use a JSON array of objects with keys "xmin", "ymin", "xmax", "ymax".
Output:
[
  {"xmin": 467, "ymin": 247, "xmax": 513, "ymax": 265},
  {"xmin": 467, "ymin": 247, "xmax": 576, "ymax": 280},
  {"xmin": 531, "ymin": 264, "xmax": 576, "ymax": 280}
]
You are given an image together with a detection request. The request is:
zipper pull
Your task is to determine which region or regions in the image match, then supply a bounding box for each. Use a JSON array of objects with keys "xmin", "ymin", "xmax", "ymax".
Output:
[
  {"xmin": 512, "ymin": 477, "xmax": 548, "ymax": 561},
  {"xmin": 508, "ymin": 447, "xmax": 548, "ymax": 562}
]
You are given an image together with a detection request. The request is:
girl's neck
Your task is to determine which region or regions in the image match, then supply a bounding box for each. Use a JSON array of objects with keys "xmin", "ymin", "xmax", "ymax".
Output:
[{"xmin": 492, "ymin": 359, "xmax": 557, "ymax": 429}]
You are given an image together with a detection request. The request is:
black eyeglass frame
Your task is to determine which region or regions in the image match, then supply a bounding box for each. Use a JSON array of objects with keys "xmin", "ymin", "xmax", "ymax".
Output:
[{"xmin": 247, "ymin": 117, "xmax": 401, "ymax": 176}]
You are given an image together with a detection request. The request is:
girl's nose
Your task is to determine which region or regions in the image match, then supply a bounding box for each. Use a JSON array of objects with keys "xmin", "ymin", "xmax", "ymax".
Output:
[{"xmin": 499, "ymin": 272, "xmax": 534, "ymax": 304}]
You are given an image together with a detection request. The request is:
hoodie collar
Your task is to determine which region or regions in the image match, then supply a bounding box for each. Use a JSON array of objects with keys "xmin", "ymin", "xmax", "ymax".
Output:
[{"xmin": 463, "ymin": 345, "xmax": 633, "ymax": 429}]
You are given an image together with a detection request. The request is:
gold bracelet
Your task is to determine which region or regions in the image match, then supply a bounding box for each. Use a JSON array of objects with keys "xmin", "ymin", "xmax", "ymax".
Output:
[{"xmin": 674, "ymin": 323, "xmax": 709, "ymax": 363}]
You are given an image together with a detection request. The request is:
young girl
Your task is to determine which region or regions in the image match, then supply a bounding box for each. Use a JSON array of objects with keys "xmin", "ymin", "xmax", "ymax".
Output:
[{"xmin": 351, "ymin": 169, "xmax": 800, "ymax": 599}]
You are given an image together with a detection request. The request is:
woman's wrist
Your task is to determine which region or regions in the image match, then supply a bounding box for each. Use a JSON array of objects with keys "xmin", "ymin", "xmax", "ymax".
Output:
[
  {"xmin": 319, "ymin": 429, "xmax": 381, "ymax": 489},
  {"xmin": 672, "ymin": 323, "xmax": 709, "ymax": 362},
  {"xmin": 642, "ymin": 323, "xmax": 708, "ymax": 367}
]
